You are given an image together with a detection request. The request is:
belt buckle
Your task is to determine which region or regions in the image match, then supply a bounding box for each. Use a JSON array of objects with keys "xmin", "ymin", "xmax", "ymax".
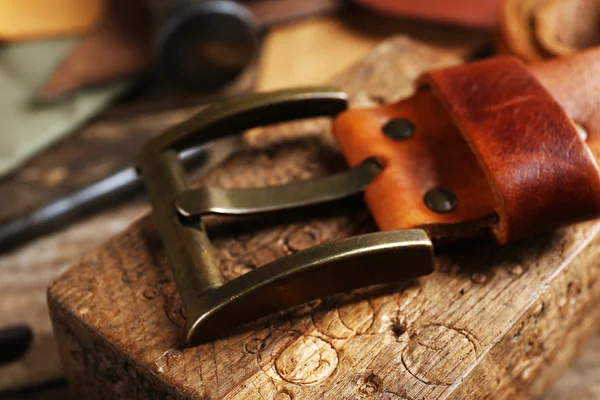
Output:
[{"xmin": 136, "ymin": 87, "xmax": 434, "ymax": 345}]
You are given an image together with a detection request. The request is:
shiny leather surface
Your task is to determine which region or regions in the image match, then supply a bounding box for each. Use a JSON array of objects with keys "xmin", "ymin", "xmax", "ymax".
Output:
[{"xmin": 333, "ymin": 52, "xmax": 600, "ymax": 244}]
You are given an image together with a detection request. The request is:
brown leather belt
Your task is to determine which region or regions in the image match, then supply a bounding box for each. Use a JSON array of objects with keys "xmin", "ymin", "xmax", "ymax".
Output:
[
  {"xmin": 354, "ymin": 0, "xmax": 503, "ymax": 29},
  {"xmin": 138, "ymin": 47, "xmax": 600, "ymax": 345},
  {"xmin": 334, "ymin": 50, "xmax": 600, "ymax": 244}
]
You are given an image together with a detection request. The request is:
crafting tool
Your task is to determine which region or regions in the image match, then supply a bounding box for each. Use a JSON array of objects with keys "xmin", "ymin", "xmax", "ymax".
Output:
[{"xmin": 0, "ymin": 135, "xmax": 239, "ymax": 253}]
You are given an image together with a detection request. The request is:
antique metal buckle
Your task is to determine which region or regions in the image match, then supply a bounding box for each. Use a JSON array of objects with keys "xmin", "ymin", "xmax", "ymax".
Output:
[{"xmin": 137, "ymin": 87, "xmax": 434, "ymax": 345}]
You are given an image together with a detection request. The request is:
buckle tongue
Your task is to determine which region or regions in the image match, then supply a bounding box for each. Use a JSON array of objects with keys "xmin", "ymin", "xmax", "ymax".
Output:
[{"xmin": 137, "ymin": 87, "xmax": 434, "ymax": 345}]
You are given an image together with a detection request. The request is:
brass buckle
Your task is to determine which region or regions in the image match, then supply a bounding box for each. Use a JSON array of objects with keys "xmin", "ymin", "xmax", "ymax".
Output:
[{"xmin": 137, "ymin": 87, "xmax": 434, "ymax": 345}]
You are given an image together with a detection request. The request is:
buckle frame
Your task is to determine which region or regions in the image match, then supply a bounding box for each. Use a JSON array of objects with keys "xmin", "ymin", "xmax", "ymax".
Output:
[{"xmin": 137, "ymin": 87, "xmax": 434, "ymax": 345}]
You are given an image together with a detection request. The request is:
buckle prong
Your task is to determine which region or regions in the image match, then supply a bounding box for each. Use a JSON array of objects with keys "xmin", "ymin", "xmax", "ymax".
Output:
[
  {"xmin": 175, "ymin": 158, "xmax": 382, "ymax": 219},
  {"xmin": 137, "ymin": 87, "xmax": 434, "ymax": 345}
]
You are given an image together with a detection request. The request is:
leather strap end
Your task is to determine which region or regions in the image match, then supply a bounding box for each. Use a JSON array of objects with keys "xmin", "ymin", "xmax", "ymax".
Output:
[{"xmin": 333, "ymin": 53, "xmax": 600, "ymax": 244}]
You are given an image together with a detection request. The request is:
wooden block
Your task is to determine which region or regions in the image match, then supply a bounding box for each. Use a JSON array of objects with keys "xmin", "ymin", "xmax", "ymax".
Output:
[{"xmin": 47, "ymin": 36, "xmax": 600, "ymax": 399}]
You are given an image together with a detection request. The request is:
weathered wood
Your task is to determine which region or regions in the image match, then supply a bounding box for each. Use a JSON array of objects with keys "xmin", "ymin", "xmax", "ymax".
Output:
[{"xmin": 47, "ymin": 36, "xmax": 600, "ymax": 399}]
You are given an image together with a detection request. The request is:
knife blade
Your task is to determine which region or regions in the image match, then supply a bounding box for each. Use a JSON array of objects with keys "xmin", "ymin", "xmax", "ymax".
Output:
[{"xmin": 0, "ymin": 134, "xmax": 240, "ymax": 253}]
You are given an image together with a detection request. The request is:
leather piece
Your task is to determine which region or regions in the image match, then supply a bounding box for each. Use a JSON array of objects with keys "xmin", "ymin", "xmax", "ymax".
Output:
[
  {"xmin": 499, "ymin": 0, "xmax": 600, "ymax": 62},
  {"xmin": 354, "ymin": 0, "xmax": 503, "ymax": 29},
  {"xmin": 333, "ymin": 52, "xmax": 600, "ymax": 244},
  {"xmin": 332, "ymin": 91, "xmax": 497, "ymax": 242}
]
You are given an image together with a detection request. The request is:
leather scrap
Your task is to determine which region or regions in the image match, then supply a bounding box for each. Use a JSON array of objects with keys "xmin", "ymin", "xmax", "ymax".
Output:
[
  {"xmin": 499, "ymin": 0, "xmax": 600, "ymax": 62},
  {"xmin": 35, "ymin": 0, "xmax": 151, "ymax": 103},
  {"xmin": 354, "ymin": 0, "xmax": 503, "ymax": 29}
]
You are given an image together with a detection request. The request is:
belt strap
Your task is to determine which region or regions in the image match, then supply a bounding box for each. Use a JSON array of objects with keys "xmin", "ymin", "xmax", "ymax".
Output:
[{"xmin": 333, "ymin": 51, "xmax": 600, "ymax": 244}]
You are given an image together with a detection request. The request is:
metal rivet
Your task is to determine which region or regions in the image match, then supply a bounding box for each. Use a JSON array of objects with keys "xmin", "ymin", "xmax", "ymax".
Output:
[
  {"xmin": 383, "ymin": 118, "xmax": 414, "ymax": 141},
  {"xmin": 424, "ymin": 188, "xmax": 458, "ymax": 213}
]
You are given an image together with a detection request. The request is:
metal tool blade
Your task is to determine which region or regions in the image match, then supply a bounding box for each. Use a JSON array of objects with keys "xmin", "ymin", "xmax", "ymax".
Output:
[{"xmin": 0, "ymin": 134, "xmax": 240, "ymax": 253}]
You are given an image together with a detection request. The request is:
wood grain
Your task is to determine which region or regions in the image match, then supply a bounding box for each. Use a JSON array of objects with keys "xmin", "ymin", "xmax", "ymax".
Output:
[{"xmin": 47, "ymin": 36, "xmax": 600, "ymax": 399}]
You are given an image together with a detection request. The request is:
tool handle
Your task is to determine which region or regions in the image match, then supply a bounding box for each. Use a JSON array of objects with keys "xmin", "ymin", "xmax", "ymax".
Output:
[{"xmin": 142, "ymin": 0, "xmax": 259, "ymax": 90}]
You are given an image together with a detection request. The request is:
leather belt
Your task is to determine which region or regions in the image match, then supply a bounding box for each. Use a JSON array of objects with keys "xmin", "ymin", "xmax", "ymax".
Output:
[
  {"xmin": 138, "ymin": 47, "xmax": 600, "ymax": 345},
  {"xmin": 334, "ymin": 52, "xmax": 600, "ymax": 244}
]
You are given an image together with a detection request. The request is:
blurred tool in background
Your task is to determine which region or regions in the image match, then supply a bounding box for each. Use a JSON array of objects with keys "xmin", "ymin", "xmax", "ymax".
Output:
[
  {"xmin": 148, "ymin": 0, "xmax": 260, "ymax": 91},
  {"xmin": 148, "ymin": 0, "xmax": 343, "ymax": 90},
  {"xmin": 0, "ymin": 135, "xmax": 240, "ymax": 253},
  {"xmin": 37, "ymin": 0, "xmax": 341, "ymax": 101},
  {"xmin": 33, "ymin": 0, "xmax": 507, "ymax": 102}
]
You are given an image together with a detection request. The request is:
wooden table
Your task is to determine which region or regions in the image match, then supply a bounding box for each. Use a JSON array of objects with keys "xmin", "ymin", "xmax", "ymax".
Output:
[{"xmin": 1, "ymin": 11, "xmax": 599, "ymax": 399}]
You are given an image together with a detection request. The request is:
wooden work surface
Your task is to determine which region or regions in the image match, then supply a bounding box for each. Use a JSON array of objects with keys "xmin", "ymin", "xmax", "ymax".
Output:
[
  {"xmin": 46, "ymin": 35, "xmax": 600, "ymax": 399},
  {"xmin": 1, "ymin": 11, "xmax": 599, "ymax": 400}
]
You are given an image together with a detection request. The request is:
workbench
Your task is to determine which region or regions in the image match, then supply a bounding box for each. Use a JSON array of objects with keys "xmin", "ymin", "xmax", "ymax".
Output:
[{"xmin": 1, "ymin": 11, "xmax": 599, "ymax": 399}]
